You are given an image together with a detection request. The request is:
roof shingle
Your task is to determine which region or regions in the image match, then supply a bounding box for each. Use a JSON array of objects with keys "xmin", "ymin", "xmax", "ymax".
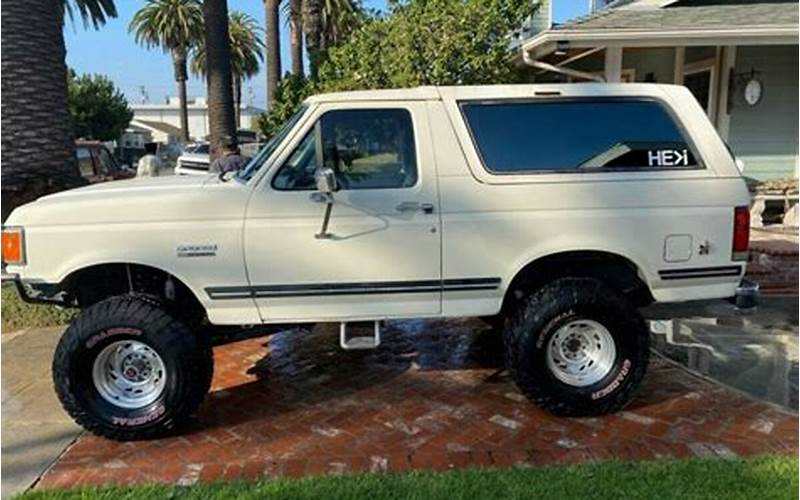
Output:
[{"xmin": 554, "ymin": 1, "xmax": 798, "ymax": 31}]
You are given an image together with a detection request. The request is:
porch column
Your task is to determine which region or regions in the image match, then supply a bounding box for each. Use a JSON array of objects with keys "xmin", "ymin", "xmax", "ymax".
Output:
[
  {"xmin": 715, "ymin": 46, "xmax": 737, "ymax": 140},
  {"xmin": 604, "ymin": 46, "xmax": 623, "ymax": 82},
  {"xmin": 673, "ymin": 46, "xmax": 685, "ymax": 84}
]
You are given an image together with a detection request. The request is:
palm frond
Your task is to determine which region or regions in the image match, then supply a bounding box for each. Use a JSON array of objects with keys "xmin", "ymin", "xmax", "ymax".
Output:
[{"xmin": 62, "ymin": 0, "xmax": 118, "ymax": 30}]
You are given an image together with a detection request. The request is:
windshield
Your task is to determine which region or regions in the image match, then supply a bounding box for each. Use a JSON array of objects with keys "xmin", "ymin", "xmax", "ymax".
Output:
[{"xmin": 237, "ymin": 105, "xmax": 309, "ymax": 182}]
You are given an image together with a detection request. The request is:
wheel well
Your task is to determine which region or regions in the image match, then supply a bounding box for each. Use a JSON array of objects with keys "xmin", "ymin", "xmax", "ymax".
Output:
[
  {"xmin": 502, "ymin": 251, "xmax": 654, "ymax": 313},
  {"xmin": 61, "ymin": 263, "xmax": 206, "ymax": 324}
]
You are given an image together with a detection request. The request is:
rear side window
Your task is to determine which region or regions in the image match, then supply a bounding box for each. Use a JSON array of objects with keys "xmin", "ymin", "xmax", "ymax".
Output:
[{"xmin": 460, "ymin": 100, "xmax": 700, "ymax": 173}]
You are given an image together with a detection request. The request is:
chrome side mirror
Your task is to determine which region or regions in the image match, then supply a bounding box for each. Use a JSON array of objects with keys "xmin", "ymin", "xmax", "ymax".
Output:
[
  {"xmin": 315, "ymin": 167, "xmax": 338, "ymax": 194},
  {"xmin": 313, "ymin": 167, "xmax": 338, "ymax": 239}
]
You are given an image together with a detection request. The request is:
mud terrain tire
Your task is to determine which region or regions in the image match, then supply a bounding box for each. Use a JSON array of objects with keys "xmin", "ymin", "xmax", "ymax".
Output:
[
  {"xmin": 503, "ymin": 277, "xmax": 649, "ymax": 416},
  {"xmin": 53, "ymin": 295, "xmax": 213, "ymax": 440}
]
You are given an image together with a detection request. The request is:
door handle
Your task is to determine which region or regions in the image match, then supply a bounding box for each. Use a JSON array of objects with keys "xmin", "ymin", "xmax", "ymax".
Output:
[{"xmin": 395, "ymin": 201, "xmax": 434, "ymax": 214}]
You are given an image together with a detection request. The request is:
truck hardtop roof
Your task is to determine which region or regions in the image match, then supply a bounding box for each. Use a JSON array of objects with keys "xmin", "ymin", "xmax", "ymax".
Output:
[{"xmin": 304, "ymin": 83, "xmax": 686, "ymax": 104}]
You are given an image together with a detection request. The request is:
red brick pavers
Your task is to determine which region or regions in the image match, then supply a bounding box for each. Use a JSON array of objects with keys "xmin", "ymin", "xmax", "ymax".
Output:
[{"xmin": 38, "ymin": 319, "xmax": 798, "ymax": 489}]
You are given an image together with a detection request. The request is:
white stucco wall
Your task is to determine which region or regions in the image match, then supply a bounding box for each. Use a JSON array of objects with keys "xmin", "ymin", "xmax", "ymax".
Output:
[{"xmin": 131, "ymin": 101, "xmax": 263, "ymax": 141}]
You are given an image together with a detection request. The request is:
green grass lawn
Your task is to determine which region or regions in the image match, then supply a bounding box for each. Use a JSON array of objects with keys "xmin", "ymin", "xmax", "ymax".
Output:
[
  {"xmin": 1, "ymin": 283, "xmax": 75, "ymax": 333},
  {"xmin": 18, "ymin": 456, "xmax": 798, "ymax": 500}
]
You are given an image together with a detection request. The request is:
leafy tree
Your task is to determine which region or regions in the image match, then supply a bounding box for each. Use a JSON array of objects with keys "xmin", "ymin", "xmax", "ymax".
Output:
[
  {"xmin": 129, "ymin": 0, "xmax": 204, "ymax": 142},
  {"xmin": 254, "ymin": 73, "xmax": 314, "ymax": 138},
  {"xmin": 318, "ymin": 0, "xmax": 537, "ymax": 91},
  {"xmin": 68, "ymin": 70, "xmax": 134, "ymax": 142},
  {"xmin": 1, "ymin": 0, "xmax": 117, "ymax": 220},
  {"xmin": 192, "ymin": 11, "xmax": 264, "ymax": 128}
]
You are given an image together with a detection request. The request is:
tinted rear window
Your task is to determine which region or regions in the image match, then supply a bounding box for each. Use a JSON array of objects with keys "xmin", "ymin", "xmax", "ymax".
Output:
[{"xmin": 460, "ymin": 100, "xmax": 699, "ymax": 173}]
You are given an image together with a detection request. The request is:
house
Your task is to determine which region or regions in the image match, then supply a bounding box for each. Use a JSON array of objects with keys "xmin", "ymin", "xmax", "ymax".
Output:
[
  {"xmin": 518, "ymin": 0, "xmax": 799, "ymax": 182},
  {"xmin": 128, "ymin": 119, "xmax": 182, "ymax": 146},
  {"xmin": 130, "ymin": 97, "xmax": 265, "ymax": 142}
]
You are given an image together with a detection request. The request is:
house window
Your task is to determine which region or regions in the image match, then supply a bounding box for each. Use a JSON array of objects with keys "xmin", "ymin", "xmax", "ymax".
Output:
[
  {"xmin": 683, "ymin": 58, "xmax": 717, "ymax": 118},
  {"xmin": 460, "ymin": 99, "xmax": 700, "ymax": 173}
]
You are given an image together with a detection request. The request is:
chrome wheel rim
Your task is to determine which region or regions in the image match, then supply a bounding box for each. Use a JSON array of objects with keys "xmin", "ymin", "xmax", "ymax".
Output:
[
  {"xmin": 546, "ymin": 319, "xmax": 616, "ymax": 387},
  {"xmin": 92, "ymin": 340, "xmax": 166, "ymax": 409}
]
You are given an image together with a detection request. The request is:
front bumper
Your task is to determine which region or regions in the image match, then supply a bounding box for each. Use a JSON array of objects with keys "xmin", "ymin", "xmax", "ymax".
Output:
[
  {"xmin": 641, "ymin": 279, "xmax": 760, "ymax": 320},
  {"xmin": 1, "ymin": 272, "xmax": 71, "ymax": 306}
]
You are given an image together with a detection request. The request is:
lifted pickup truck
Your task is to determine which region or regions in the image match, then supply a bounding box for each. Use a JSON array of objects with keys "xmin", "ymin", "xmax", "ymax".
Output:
[{"xmin": 2, "ymin": 84, "xmax": 754, "ymax": 441}]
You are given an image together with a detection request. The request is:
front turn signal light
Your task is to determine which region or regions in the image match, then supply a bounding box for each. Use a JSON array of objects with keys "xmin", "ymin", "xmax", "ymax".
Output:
[{"xmin": 1, "ymin": 227, "xmax": 25, "ymax": 265}]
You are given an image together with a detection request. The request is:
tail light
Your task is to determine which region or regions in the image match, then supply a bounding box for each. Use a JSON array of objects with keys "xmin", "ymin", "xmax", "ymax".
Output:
[
  {"xmin": 732, "ymin": 206, "xmax": 750, "ymax": 261},
  {"xmin": 1, "ymin": 227, "xmax": 25, "ymax": 266}
]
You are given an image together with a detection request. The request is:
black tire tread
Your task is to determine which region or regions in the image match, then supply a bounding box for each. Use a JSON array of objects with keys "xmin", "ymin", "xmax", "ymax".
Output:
[
  {"xmin": 503, "ymin": 277, "xmax": 649, "ymax": 417},
  {"xmin": 52, "ymin": 295, "xmax": 213, "ymax": 441}
]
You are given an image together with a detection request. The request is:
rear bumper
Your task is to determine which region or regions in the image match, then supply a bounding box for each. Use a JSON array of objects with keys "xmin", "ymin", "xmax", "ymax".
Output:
[{"xmin": 641, "ymin": 279, "xmax": 759, "ymax": 320}]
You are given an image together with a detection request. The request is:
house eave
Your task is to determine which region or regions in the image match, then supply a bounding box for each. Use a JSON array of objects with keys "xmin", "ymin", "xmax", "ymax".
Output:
[{"xmin": 522, "ymin": 25, "xmax": 799, "ymax": 59}]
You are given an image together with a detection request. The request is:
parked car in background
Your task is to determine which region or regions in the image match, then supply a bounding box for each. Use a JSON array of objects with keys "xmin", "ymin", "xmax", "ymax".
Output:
[
  {"xmin": 174, "ymin": 143, "xmax": 210, "ymax": 176},
  {"xmin": 75, "ymin": 140, "xmax": 135, "ymax": 183}
]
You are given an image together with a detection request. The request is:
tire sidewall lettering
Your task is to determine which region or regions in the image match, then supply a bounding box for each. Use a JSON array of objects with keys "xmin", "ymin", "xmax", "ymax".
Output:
[
  {"xmin": 591, "ymin": 358, "xmax": 631, "ymax": 400},
  {"xmin": 85, "ymin": 327, "xmax": 143, "ymax": 349},
  {"xmin": 111, "ymin": 403, "xmax": 166, "ymax": 427}
]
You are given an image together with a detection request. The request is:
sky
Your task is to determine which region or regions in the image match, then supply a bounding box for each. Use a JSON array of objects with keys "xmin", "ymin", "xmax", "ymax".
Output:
[{"xmin": 64, "ymin": 1, "xmax": 589, "ymax": 110}]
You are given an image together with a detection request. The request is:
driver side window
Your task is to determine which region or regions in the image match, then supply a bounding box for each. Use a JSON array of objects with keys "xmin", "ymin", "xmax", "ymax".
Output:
[{"xmin": 272, "ymin": 108, "xmax": 418, "ymax": 191}]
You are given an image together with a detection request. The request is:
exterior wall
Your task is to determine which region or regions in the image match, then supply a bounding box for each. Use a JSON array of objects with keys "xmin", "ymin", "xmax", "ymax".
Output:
[
  {"xmin": 622, "ymin": 47, "xmax": 675, "ymax": 83},
  {"xmin": 727, "ymin": 45, "xmax": 799, "ymax": 181}
]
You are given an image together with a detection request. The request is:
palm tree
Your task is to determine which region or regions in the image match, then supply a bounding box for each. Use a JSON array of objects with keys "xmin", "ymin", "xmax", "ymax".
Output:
[
  {"xmin": 319, "ymin": 0, "xmax": 360, "ymax": 50},
  {"xmin": 1, "ymin": 0, "xmax": 117, "ymax": 220},
  {"xmin": 264, "ymin": 0, "xmax": 282, "ymax": 110},
  {"xmin": 303, "ymin": 0, "xmax": 360, "ymax": 81},
  {"xmin": 202, "ymin": 0, "xmax": 237, "ymax": 157},
  {"xmin": 192, "ymin": 11, "xmax": 264, "ymax": 128},
  {"xmin": 129, "ymin": 0, "xmax": 204, "ymax": 143},
  {"xmin": 302, "ymin": 0, "xmax": 322, "ymax": 81},
  {"xmin": 288, "ymin": 0, "xmax": 304, "ymax": 76}
]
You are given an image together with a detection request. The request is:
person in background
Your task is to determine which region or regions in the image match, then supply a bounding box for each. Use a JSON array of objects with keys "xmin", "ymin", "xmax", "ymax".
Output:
[
  {"xmin": 136, "ymin": 142, "xmax": 162, "ymax": 177},
  {"xmin": 209, "ymin": 136, "xmax": 249, "ymax": 176}
]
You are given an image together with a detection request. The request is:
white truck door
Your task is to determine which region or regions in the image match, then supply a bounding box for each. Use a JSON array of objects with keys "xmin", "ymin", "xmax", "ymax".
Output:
[{"xmin": 241, "ymin": 102, "xmax": 442, "ymax": 321}]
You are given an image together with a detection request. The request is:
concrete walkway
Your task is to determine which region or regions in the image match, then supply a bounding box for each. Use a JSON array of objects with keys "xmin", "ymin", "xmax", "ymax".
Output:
[
  {"xmin": 2, "ymin": 327, "xmax": 80, "ymax": 499},
  {"xmin": 650, "ymin": 296, "xmax": 798, "ymax": 410}
]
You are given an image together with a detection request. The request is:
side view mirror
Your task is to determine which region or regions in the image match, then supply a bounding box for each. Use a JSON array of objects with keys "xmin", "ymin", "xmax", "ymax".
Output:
[
  {"xmin": 315, "ymin": 167, "xmax": 338, "ymax": 194},
  {"xmin": 313, "ymin": 167, "xmax": 338, "ymax": 239}
]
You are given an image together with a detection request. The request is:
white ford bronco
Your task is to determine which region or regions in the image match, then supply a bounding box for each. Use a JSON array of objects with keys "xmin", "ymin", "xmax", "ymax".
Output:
[{"xmin": 2, "ymin": 84, "xmax": 755, "ymax": 441}]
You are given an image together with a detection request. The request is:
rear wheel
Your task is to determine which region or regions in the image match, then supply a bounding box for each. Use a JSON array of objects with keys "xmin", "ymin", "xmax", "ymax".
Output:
[
  {"xmin": 503, "ymin": 277, "xmax": 649, "ymax": 416},
  {"xmin": 53, "ymin": 295, "xmax": 213, "ymax": 440}
]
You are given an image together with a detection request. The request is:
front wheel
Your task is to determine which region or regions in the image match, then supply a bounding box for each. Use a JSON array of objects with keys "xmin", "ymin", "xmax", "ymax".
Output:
[
  {"xmin": 53, "ymin": 295, "xmax": 213, "ymax": 440},
  {"xmin": 503, "ymin": 277, "xmax": 649, "ymax": 416}
]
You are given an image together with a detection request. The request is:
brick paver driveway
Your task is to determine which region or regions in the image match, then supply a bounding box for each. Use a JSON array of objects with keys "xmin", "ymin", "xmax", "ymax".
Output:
[{"xmin": 39, "ymin": 319, "xmax": 798, "ymax": 488}]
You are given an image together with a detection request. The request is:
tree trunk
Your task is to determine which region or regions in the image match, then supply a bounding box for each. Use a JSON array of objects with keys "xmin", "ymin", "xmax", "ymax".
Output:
[
  {"xmin": 264, "ymin": 0, "xmax": 281, "ymax": 110},
  {"xmin": 173, "ymin": 49, "xmax": 190, "ymax": 142},
  {"xmin": 1, "ymin": 0, "xmax": 86, "ymax": 221},
  {"xmin": 233, "ymin": 78, "xmax": 241, "ymax": 129},
  {"xmin": 203, "ymin": 0, "xmax": 237, "ymax": 160},
  {"xmin": 289, "ymin": 0, "xmax": 304, "ymax": 77},
  {"xmin": 302, "ymin": 0, "xmax": 322, "ymax": 82}
]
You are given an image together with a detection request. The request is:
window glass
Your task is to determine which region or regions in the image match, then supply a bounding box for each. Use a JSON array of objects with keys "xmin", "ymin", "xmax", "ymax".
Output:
[
  {"xmin": 238, "ymin": 104, "xmax": 308, "ymax": 182},
  {"xmin": 271, "ymin": 131, "xmax": 317, "ymax": 190},
  {"xmin": 461, "ymin": 100, "xmax": 698, "ymax": 173},
  {"xmin": 96, "ymin": 147, "xmax": 117, "ymax": 174},
  {"xmin": 273, "ymin": 108, "xmax": 418, "ymax": 191},
  {"xmin": 76, "ymin": 147, "xmax": 94, "ymax": 177}
]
